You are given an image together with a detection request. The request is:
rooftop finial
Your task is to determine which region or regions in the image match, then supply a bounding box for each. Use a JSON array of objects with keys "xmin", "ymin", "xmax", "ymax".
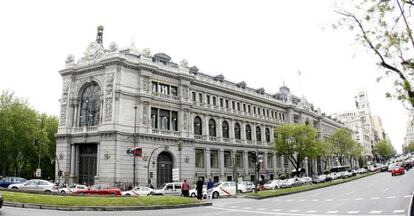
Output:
[{"xmin": 96, "ymin": 26, "xmax": 104, "ymax": 45}]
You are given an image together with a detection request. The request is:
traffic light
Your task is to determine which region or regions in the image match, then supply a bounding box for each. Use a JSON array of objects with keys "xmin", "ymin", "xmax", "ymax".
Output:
[
  {"xmin": 251, "ymin": 152, "xmax": 257, "ymax": 163},
  {"xmin": 235, "ymin": 154, "xmax": 241, "ymax": 166},
  {"xmin": 58, "ymin": 170, "xmax": 63, "ymax": 177}
]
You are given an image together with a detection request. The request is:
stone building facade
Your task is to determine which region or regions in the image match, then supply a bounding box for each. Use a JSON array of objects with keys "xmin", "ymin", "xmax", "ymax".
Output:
[{"xmin": 55, "ymin": 28, "xmax": 345, "ymax": 187}]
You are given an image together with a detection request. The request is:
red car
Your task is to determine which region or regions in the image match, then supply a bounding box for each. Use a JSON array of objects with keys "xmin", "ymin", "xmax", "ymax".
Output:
[
  {"xmin": 74, "ymin": 184, "xmax": 121, "ymax": 196},
  {"xmin": 391, "ymin": 166, "xmax": 405, "ymax": 176}
]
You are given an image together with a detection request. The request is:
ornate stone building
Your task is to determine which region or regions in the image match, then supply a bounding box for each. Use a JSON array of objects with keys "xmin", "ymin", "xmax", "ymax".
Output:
[{"xmin": 56, "ymin": 28, "xmax": 345, "ymax": 187}]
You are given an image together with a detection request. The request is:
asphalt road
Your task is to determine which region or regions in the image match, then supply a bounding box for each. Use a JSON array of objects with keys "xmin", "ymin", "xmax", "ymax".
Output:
[{"xmin": 0, "ymin": 171, "xmax": 413, "ymax": 216}]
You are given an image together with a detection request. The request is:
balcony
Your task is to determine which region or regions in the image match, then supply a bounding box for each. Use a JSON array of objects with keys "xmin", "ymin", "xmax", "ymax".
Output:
[
  {"xmin": 151, "ymin": 128, "xmax": 181, "ymax": 136},
  {"xmin": 194, "ymin": 135, "xmax": 203, "ymax": 140},
  {"xmin": 223, "ymin": 138, "xmax": 230, "ymax": 142},
  {"xmin": 151, "ymin": 92, "xmax": 179, "ymax": 100},
  {"xmin": 209, "ymin": 136, "xmax": 217, "ymax": 141}
]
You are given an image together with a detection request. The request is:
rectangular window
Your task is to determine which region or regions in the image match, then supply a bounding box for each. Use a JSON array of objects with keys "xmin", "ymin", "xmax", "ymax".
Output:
[
  {"xmin": 199, "ymin": 93, "xmax": 203, "ymax": 103},
  {"xmin": 213, "ymin": 97, "xmax": 217, "ymax": 106},
  {"xmin": 151, "ymin": 108, "xmax": 158, "ymax": 128},
  {"xmin": 220, "ymin": 98, "xmax": 223, "ymax": 107},
  {"xmin": 248, "ymin": 105, "xmax": 251, "ymax": 113},
  {"xmin": 152, "ymin": 82, "xmax": 158, "ymax": 92},
  {"xmin": 243, "ymin": 104, "xmax": 246, "ymax": 112},
  {"xmin": 271, "ymin": 111, "xmax": 274, "ymax": 118},
  {"xmin": 171, "ymin": 111, "xmax": 178, "ymax": 131},
  {"xmin": 192, "ymin": 92, "xmax": 196, "ymax": 102},
  {"xmin": 237, "ymin": 151, "xmax": 243, "ymax": 168},
  {"xmin": 248, "ymin": 153, "xmax": 254, "ymax": 168},
  {"xmin": 224, "ymin": 151, "xmax": 232, "ymax": 168},
  {"xmin": 159, "ymin": 109, "xmax": 170, "ymax": 130},
  {"xmin": 210, "ymin": 150, "xmax": 219, "ymax": 168},
  {"xmin": 170, "ymin": 86, "xmax": 178, "ymax": 96},
  {"xmin": 225, "ymin": 99, "xmax": 229, "ymax": 108},
  {"xmin": 159, "ymin": 83, "xmax": 169, "ymax": 94},
  {"xmin": 267, "ymin": 109, "xmax": 269, "ymax": 117},
  {"xmin": 237, "ymin": 102, "xmax": 240, "ymax": 111},
  {"xmin": 207, "ymin": 95, "xmax": 210, "ymax": 104},
  {"xmin": 254, "ymin": 107, "xmax": 256, "ymax": 114},
  {"xmin": 258, "ymin": 108, "xmax": 261, "ymax": 115},
  {"xmin": 232, "ymin": 101, "xmax": 235, "ymax": 110},
  {"xmin": 267, "ymin": 154, "xmax": 273, "ymax": 168},
  {"xmin": 195, "ymin": 149, "xmax": 204, "ymax": 168},
  {"xmin": 263, "ymin": 108, "xmax": 266, "ymax": 116}
]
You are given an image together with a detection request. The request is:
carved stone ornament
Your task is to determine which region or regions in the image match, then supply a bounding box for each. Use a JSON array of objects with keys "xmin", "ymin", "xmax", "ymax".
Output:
[
  {"xmin": 58, "ymin": 153, "xmax": 64, "ymax": 160},
  {"xmin": 104, "ymin": 151, "xmax": 111, "ymax": 160},
  {"xmin": 180, "ymin": 59, "xmax": 189, "ymax": 68},
  {"xmin": 78, "ymin": 41, "xmax": 106, "ymax": 64},
  {"xmin": 60, "ymin": 104, "xmax": 67, "ymax": 126},
  {"xmin": 142, "ymin": 153, "xmax": 149, "ymax": 161},
  {"xmin": 142, "ymin": 48, "xmax": 151, "ymax": 57},
  {"xmin": 185, "ymin": 155, "xmax": 190, "ymax": 163},
  {"xmin": 108, "ymin": 42, "xmax": 118, "ymax": 52},
  {"xmin": 104, "ymin": 73, "xmax": 114, "ymax": 122},
  {"xmin": 65, "ymin": 54, "xmax": 75, "ymax": 64}
]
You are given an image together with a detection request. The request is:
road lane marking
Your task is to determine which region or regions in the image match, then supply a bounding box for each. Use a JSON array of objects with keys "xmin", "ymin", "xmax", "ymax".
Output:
[
  {"xmin": 311, "ymin": 199, "xmax": 319, "ymax": 201},
  {"xmin": 242, "ymin": 207, "xmax": 252, "ymax": 210},
  {"xmin": 298, "ymin": 199, "xmax": 306, "ymax": 202},
  {"xmin": 306, "ymin": 210, "xmax": 317, "ymax": 213},
  {"xmin": 404, "ymin": 195, "xmax": 411, "ymax": 198},
  {"xmin": 326, "ymin": 210, "xmax": 338, "ymax": 213},
  {"xmin": 229, "ymin": 206, "xmax": 238, "ymax": 208},
  {"xmin": 272, "ymin": 209, "xmax": 282, "ymax": 211},
  {"xmin": 347, "ymin": 210, "xmax": 360, "ymax": 214},
  {"xmin": 370, "ymin": 197, "xmax": 379, "ymax": 200},
  {"xmin": 369, "ymin": 211, "xmax": 382, "ymax": 213},
  {"xmin": 325, "ymin": 199, "xmax": 334, "ymax": 202},
  {"xmin": 355, "ymin": 198, "xmax": 363, "ymax": 200},
  {"xmin": 289, "ymin": 210, "xmax": 299, "ymax": 212},
  {"xmin": 393, "ymin": 210, "xmax": 404, "ymax": 213},
  {"xmin": 273, "ymin": 199, "xmax": 281, "ymax": 201},
  {"xmin": 386, "ymin": 196, "xmax": 396, "ymax": 199},
  {"xmin": 346, "ymin": 191, "xmax": 355, "ymax": 195},
  {"xmin": 286, "ymin": 199, "xmax": 294, "ymax": 202},
  {"xmin": 257, "ymin": 208, "xmax": 267, "ymax": 211},
  {"xmin": 382, "ymin": 188, "xmax": 389, "ymax": 192}
]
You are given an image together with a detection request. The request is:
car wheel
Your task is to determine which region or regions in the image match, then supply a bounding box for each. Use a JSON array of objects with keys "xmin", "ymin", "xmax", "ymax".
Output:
[
  {"xmin": 110, "ymin": 193, "xmax": 116, "ymax": 196},
  {"xmin": 237, "ymin": 190, "xmax": 243, "ymax": 194},
  {"xmin": 191, "ymin": 193, "xmax": 196, "ymax": 198},
  {"xmin": 80, "ymin": 192, "xmax": 85, "ymax": 196},
  {"xmin": 212, "ymin": 191, "xmax": 219, "ymax": 199},
  {"xmin": 60, "ymin": 190, "xmax": 66, "ymax": 194},
  {"xmin": 274, "ymin": 186, "xmax": 278, "ymax": 190},
  {"xmin": 125, "ymin": 193, "xmax": 131, "ymax": 196},
  {"xmin": 11, "ymin": 187, "xmax": 18, "ymax": 190}
]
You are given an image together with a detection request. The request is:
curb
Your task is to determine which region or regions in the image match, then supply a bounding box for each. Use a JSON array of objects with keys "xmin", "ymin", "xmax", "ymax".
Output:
[
  {"xmin": 4, "ymin": 201, "xmax": 212, "ymax": 211},
  {"xmin": 408, "ymin": 192, "xmax": 414, "ymax": 216},
  {"xmin": 245, "ymin": 172, "xmax": 377, "ymax": 200}
]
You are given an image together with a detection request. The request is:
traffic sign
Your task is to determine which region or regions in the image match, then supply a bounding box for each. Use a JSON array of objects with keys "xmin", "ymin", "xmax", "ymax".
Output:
[{"xmin": 172, "ymin": 168, "xmax": 179, "ymax": 181}]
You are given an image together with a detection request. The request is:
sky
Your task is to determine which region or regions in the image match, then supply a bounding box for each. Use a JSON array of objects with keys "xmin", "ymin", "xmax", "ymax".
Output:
[{"xmin": 0, "ymin": 0, "xmax": 409, "ymax": 153}]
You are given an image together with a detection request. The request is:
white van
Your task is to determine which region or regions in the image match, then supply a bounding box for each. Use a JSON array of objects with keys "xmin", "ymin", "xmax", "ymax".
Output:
[{"xmin": 152, "ymin": 182, "xmax": 182, "ymax": 195}]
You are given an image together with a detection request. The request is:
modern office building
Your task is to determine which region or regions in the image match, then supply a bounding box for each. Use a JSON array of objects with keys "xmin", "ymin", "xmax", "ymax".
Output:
[{"xmin": 55, "ymin": 27, "xmax": 345, "ymax": 187}]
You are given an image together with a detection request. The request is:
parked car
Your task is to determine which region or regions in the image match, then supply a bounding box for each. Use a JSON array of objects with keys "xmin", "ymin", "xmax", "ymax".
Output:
[
  {"xmin": 327, "ymin": 172, "xmax": 340, "ymax": 180},
  {"xmin": 121, "ymin": 186, "xmax": 154, "ymax": 196},
  {"xmin": 59, "ymin": 184, "xmax": 88, "ymax": 194},
  {"xmin": 211, "ymin": 181, "xmax": 236, "ymax": 199},
  {"xmin": 8, "ymin": 179, "xmax": 58, "ymax": 192},
  {"xmin": 238, "ymin": 181, "xmax": 254, "ymax": 193},
  {"xmin": 264, "ymin": 179, "xmax": 283, "ymax": 190},
  {"xmin": 0, "ymin": 177, "xmax": 26, "ymax": 188},
  {"xmin": 340, "ymin": 171, "xmax": 353, "ymax": 178},
  {"xmin": 74, "ymin": 184, "xmax": 121, "ymax": 196},
  {"xmin": 299, "ymin": 176, "xmax": 312, "ymax": 185},
  {"xmin": 152, "ymin": 182, "xmax": 182, "ymax": 196},
  {"xmin": 280, "ymin": 178, "xmax": 302, "ymax": 188},
  {"xmin": 312, "ymin": 175, "xmax": 327, "ymax": 184},
  {"xmin": 0, "ymin": 192, "xmax": 3, "ymax": 209},
  {"xmin": 189, "ymin": 185, "xmax": 207, "ymax": 198},
  {"xmin": 391, "ymin": 166, "xmax": 405, "ymax": 176}
]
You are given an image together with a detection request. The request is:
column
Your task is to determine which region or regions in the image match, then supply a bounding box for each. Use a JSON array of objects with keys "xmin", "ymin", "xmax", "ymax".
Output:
[
  {"xmin": 229, "ymin": 119, "xmax": 234, "ymax": 141},
  {"xmin": 217, "ymin": 117, "xmax": 223, "ymax": 142},
  {"xmin": 263, "ymin": 152, "xmax": 268, "ymax": 172},
  {"xmin": 203, "ymin": 115, "xmax": 208, "ymax": 139},
  {"xmin": 219, "ymin": 149, "xmax": 224, "ymax": 179},
  {"xmin": 70, "ymin": 144, "xmax": 75, "ymax": 176},
  {"xmin": 178, "ymin": 110, "xmax": 184, "ymax": 132},
  {"xmin": 272, "ymin": 154, "xmax": 277, "ymax": 176},
  {"xmin": 241, "ymin": 122, "xmax": 246, "ymax": 144},
  {"xmin": 243, "ymin": 150, "xmax": 249, "ymax": 176},
  {"xmin": 205, "ymin": 148, "xmax": 211, "ymax": 177}
]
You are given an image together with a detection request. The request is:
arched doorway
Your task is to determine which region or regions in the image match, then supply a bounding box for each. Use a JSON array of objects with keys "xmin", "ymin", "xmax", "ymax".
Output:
[{"xmin": 157, "ymin": 152, "xmax": 173, "ymax": 187}]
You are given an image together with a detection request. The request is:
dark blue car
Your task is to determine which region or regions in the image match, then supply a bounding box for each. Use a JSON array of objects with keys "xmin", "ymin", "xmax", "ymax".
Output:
[{"xmin": 0, "ymin": 177, "xmax": 26, "ymax": 188}]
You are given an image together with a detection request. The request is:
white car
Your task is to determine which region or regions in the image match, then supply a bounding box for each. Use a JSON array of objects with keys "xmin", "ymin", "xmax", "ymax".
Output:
[
  {"xmin": 122, "ymin": 186, "xmax": 154, "ymax": 196},
  {"xmin": 189, "ymin": 185, "xmax": 207, "ymax": 198},
  {"xmin": 238, "ymin": 181, "xmax": 254, "ymax": 193},
  {"xmin": 59, "ymin": 184, "xmax": 88, "ymax": 194},
  {"xmin": 264, "ymin": 179, "xmax": 283, "ymax": 190},
  {"xmin": 211, "ymin": 181, "xmax": 236, "ymax": 199},
  {"xmin": 298, "ymin": 176, "xmax": 312, "ymax": 185},
  {"xmin": 327, "ymin": 172, "xmax": 340, "ymax": 180},
  {"xmin": 152, "ymin": 182, "xmax": 182, "ymax": 195},
  {"xmin": 8, "ymin": 179, "xmax": 58, "ymax": 192}
]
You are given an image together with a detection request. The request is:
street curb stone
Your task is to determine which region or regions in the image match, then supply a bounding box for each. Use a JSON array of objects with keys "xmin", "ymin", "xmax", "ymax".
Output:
[{"xmin": 4, "ymin": 201, "xmax": 212, "ymax": 211}]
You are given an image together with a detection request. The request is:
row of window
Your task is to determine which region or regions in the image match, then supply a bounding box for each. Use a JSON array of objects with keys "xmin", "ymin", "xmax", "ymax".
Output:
[
  {"xmin": 191, "ymin": 91, "xmax": 286, "ymax": 121},
  {"xmin": 151, "ymin": 108, "xmax": 178, "ymax": 131},
  {"xmin": 152, "ymin": 81, "xmax": 178, "ymax": 96},
  {"xmin": 194, "ymin": 116, "xmax": 271, "ymax": 142},
  {"xmin": 195, "ymin": 149, "xmax": 274, "ymax": 169}
]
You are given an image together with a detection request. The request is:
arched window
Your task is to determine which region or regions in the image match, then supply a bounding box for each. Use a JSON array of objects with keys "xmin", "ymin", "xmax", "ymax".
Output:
[
  {"xmin": 80, "ymin": 83, "xmax": 101, "ymax": 126},
  {"xmin": 209, "ymin": 118, "xmax": 216, "ymax": 137},
  {"xmin": 222, "ymin": 121, "xmax": 229, "ymax": 138},
  {"xmin": 234, "ymin": 123, "xmax": 241, "ymax": 140},
  {"xmin": 265, "ymin": 128, "xmax": 271, "ymax": 142},
  {"xmin": 256, "ymin": 126, "xmax": 262, "ymax": 142},
  {"xmin": 246, "ymin": 124, "xmax": 252, "ymax": 141},
  {"xmin": 194, "ymin": 116, "xmax": 202, "ymax": 135}
]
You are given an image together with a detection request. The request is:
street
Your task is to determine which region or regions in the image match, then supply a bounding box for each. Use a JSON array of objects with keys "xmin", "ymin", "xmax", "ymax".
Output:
[{"xmin": 0, "ymin": 171, "xmax": 413, "ymax": 216}]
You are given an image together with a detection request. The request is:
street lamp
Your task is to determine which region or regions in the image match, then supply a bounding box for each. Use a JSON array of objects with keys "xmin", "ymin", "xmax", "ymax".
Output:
[
  {"xmin": 133, "ymin": 105, "xmax": 137, "ymax": 186},
  {"xmin": 177, "ymin": 139, "xmax": 183, "ymax": 182}
]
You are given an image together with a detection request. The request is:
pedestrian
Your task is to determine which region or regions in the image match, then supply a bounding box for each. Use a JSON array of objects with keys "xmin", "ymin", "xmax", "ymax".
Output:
[
  {"xmin": 181, "ymin": 179, "xmax": 190, "ymax": 197},
  {"xmin": 207, "ymin": 178, "xmax": 214, "ymax": 201},
  {"xmin": 196, "ymin": 177, "xmax": 204, "ymax": 200}
]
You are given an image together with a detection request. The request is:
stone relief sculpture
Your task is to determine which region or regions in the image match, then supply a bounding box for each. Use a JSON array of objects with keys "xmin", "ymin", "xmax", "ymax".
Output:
[
  {"xmin": 78, "ymin": 41, "xmax": 106, "ymax": 64},
  {"xmin": 180, "ymin": 59, "xmax": 189, "ymax": 68},
  {"xmin": 59, "ymin": 82, "xmax": 70, "ymax": 126},
  {"xmin": 142, "ymin": 48, "xmax": 151, "ymax": 57},
  {"xmin": 108, "ymin": 42, "xmax": 118, "ymax": 52},
  {"xmin": 143, "ymin": 104, "xmax": 148, "ymax": 125},
  {"xmin": 65, "ymin": 54, "xmax": 75, "ymax": 64},
  {"xmin": 142, "ymin": 77, "xmax": 150, "ymax": 92},
  {"xmin": 184, "ymin": 112, "xmax": 188, "ymax": 130},
  {"xmin": 104, "ymin": 73, "xmax": 114, "ymax": 121}
]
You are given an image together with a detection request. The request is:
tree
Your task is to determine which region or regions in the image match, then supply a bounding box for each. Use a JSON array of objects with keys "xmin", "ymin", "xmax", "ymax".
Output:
[
  {"xmin": 0, "ymin": 90, "xmax": 58, "ymax": 179},
  {"xmin": 334, "ymin": 0, "xmax": 414, "ymax": 108},
  {"xmin": 330, "ymin": 128, "xmax": 355, "ymax": 165},
  {"xmin": 274, "ymin": 124, "xmax": 319, "ymax": 175},
  {"xmin": 348, "ymin": 141, "xmax": 364, "ymax": 168},
  {"xmin": 403, "ymin": 141, "xmax": 414, "ymax": 154},
  {"xmin": 373, "ymin": 140, "xmax": 394, "ymax": 162},
  {"xmin": 313, "ymin": 140, "xmax": 334, "ymax": 172}
]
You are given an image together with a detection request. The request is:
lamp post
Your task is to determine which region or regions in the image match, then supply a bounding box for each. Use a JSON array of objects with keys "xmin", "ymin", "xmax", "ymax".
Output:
[
  {"xmin": 177, "ymin": 139, "xmax": 183, "ymax": 182},
  {"xmin": 133, "ymin": 105, "xmax": 137, "ymax": 186}
]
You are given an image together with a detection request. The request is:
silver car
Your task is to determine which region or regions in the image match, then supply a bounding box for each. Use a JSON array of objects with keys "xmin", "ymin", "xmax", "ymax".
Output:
[{"xmin": 8, "ymin": 179, "xmax": 58, "ymax": 192}]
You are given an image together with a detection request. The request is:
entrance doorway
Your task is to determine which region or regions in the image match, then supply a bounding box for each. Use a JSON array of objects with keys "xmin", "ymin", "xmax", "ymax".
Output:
[
  {"xmin": 78, "ymin": 144, "xmax": 97, "ymax": 186},
  {"xmin": 157, "ymin": 152, "xmax": 173, "ymax": 187}
]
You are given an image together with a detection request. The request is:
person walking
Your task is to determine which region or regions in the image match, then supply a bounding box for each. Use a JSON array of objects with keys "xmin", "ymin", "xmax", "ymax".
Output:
[
  {"xmin": 196, "ymin": 177, "xmax": 204, "ymax": 200},
  {"xmin": 207, "ymin": 178, "xmax": 214, "ymax": 201},
  {"xmin": 181, "ymin": 179, "xmax": 190, "ymax": 197}
]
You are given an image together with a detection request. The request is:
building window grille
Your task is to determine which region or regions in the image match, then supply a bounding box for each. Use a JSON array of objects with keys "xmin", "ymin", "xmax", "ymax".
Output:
[
  {"xmin": 222, "ymin": 121, "xmax": 229, "ymax": 138},
  {"xmin": 159, "ymin": 109, "xmax": 170, "ymax": 130},
  {"xmin": 170, "ymin": 86, "xmax": 178, "ymax": 96},
  {"xmin": 224, "ymin": 151, "xmax": 231, "ymax": 168},
  {"xmin": 195, "ymin": 149, "xmax": 204, "ymax": 168},
  {"xmin": 210, "ymin": 150, "xmax": 219, "ymax": 168},
  {"xmin": 209, "ymin": 118, "xmax": 216, "ymax": 137},
  {"xmin": 265, "ymin": 128, "xmax": 271, "ymax": 142},
  {"xmin": 151, "ymin": 108, "xmax": 158, "ymax": 128},
  {"xmin": 246, "ymin": 124, "xmax": 252, "ymax": 141},
  {"xmin": 256, "ymin": 126, "xmax": 262, "ymax": 142},
  {"xmin": 79, "ymin": 82, "xmax": 101, "ymax": 127},
  {"xmin": 194, "ymin": 116, "xmax": 202, "ymax": 135},
  {"xmin": 234, "ymin": 123, "xmax": 241, "ymax": 140},
  {"xmin": 171, "ymin": 111, "xmax": 178, "ymax": 131}
]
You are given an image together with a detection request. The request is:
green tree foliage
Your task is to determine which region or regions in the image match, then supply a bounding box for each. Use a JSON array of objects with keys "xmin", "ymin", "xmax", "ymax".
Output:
[
  {"xmin": 403, "ymin": 141, "xmax": 414, "ymax": 154},
  {"xmin": 0, "ymin": 90, "xmax": 58, "ymax": 179},
  {"xmin": 334, "ymin": 0, "xmax": 414, "ymax": 107},
  {"xmin": 274, "ymin": 124, "xmax": 319, "ymax": 173},
  {"xmin": 330, "ymin": 129, "xmax": 356, "ymax": 165},
  {"xmin": 373, "ymin": 140, "xmax": 394, "ymax": 161},
  {"xmin": 313, "ymin": 140, "xmax": 333, "ymax": 170}
]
